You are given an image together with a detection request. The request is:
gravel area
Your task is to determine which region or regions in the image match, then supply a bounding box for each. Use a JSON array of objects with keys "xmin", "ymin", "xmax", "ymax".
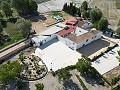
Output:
[{"xmin": 37, "ymin": 0, "xmax": 90, "ymax": 13}]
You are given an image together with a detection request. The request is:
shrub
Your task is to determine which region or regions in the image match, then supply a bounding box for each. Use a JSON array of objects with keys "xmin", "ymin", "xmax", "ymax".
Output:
[
  {"xmin": 99, "ymin": 80, "xmax": 105, "ymax": 86},
  {"xmin": 65, "ymin": 65, "xmax": 76, "ymax": 70},
  {"xmin": 35, "ymin": 83, "xmax": 44, "ymax": 90},
  {"xmin": 111, "ymin": 85, "xmax": 120, "ymax": 90},
  {"xmin": 111, "ymin": 75, "xmax": 120, "ymax": 85}
]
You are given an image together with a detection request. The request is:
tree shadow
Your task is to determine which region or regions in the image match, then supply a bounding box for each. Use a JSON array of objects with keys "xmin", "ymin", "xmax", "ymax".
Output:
[
  {"xmin": 8, "ymin": 18, "xmax": 18, "ymax": 23},
  {"xmin": 80, "ymin": 69, "xmax": 104, "ymax": 86},
  {"xmin": 5, "ymin": 78, "xmax": 30, "ymax": 90},
  {"xmin": 81, "ymin": 74, "xmax": 99, "ymax": 86},
  {"xmin": 1, "ymin": 20, "xmax": 7, "ymax": 28},
  {"xmin": 27, "ymin": 14, "xmax": 47, "ymax": 22},
  {"xmin": 63, "ymin": 79, "xmax": 81, "ymax": 90}
]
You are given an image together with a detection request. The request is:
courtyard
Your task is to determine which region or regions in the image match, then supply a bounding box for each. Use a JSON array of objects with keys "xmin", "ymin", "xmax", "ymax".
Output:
[
  {"xmin": 33, "ymin": 39, "xmax": 82, "ymax": 71},
  {"xmin": 77, "ymin": 38, "xmax": 115, "ymax": 59}
]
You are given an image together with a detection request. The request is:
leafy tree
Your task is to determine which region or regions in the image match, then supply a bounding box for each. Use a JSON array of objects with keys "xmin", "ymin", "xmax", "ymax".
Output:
[
  {"xmin": 98, "ymin": 18, "xmax": 108, "ymax": 31},
  {"xmin": 118, "ymin": 50, "xmax": 120, "ymax": 56},
  {"xmin": 62, "ymin": 3, "xmax": 68, "ymax": 12},
  {"xmin": 76, "ymin": 57, "xmax": 91, "ymax": 75},
  {"xmin": 0, "ymin": 11, "xmax": 3, "ymax": 21},
  {"xmin": 77, "ymin": 8, "xmax": 81, "ymax": 16},
  {"xmin": 90, "ymin": 9, "xmax": 103, "ymax": 23},
  {"xmin": 81, "ymin": 1, "xmax": 88, "ymax": 11},
  {"xmin": 0, "ymin": 23, "xmax": 3, "ymax": 33},
  {"xmin": 35, "ymin": 83, "xmax": 44, "ymax": 90},
  {"xmin": 11, "ymin": 0, "xmax": 38, "ymax": 15},
  {"xmin": 0, "ymin": 61, "xmax": 21, "ymax": 85},
  {"xmin": 19, "ymin": 52, "xmax": 25, "ymax": 62},
  {"xmin": 69, "ymin": 3, "xmax": 74, "ymax": 15},
  {"xmin": 55, "ymin": 68, "xmax": 72, "ymax": 81},
  {"xmin": 71, "ymin": 6, "xmax": 77, "ymax": 15},
  {"xmin": 15, "ymin": 18, "xmax": 31, "ymax": 38},
  {"xmin": 116, "ymin": 26, "xmax": 120, "ymax": 37},
  {"xmin": 1, "ymin": 1, "xmax": 12, "ymax": 17},
  {"xmin": 29, "ymin": 0, "xmax": 38, "ymax": 12},
  {"xmin": 82, "ymin": 10, "xmax": 89, "ymax": 18}
]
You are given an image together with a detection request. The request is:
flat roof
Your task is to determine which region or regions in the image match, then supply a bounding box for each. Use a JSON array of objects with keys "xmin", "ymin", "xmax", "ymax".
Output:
[
  {"xmin": 55, "ymin": 23, "xmax": 67, "ymax": 28},
  {"xmin": 92, "ymin": 45, "xmax": 120, "ymax": 74},
  {"xmin": 32, "ymin": 35, "xmax": 48, "ymax": 43},
  {"xmin": 77, "ymin": 20, "xmax": 87, "ymax": 28},
  {"xmin": 75, "ymin": 27, "xmax": 88, "ymax": 36}
]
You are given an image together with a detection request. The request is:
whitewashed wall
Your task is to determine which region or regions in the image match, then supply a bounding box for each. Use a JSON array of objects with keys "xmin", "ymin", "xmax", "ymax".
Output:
[
  {"xmin": 65, "ymin": 38, "xmax": 77, "ymax": 50},
  {"xmin": 42, "ymin": 34, "xmax": 57, "ymax": 44},
  {"xmin": 32, "ymin": 34, "xmax": 57, "ymax": 47},
  {"xmin": 57, "ymin": 35, "xmax": 66, "ymax": 44},
  {"xmin": 76, "ymin": 32, "xmax": 103, "ymax": 49}
]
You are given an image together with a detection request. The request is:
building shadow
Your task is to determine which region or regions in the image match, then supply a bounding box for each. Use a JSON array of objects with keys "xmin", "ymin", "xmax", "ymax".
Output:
[
  {"xmin": 63, "ymin": 79, "xmax": 81, "ymax": 90},
  {"xmin": 77, "ymin": 39, "xmax": 110, "ymax": 57},
  {"xmin": 36, "ymin": 0, "xmax": 51, "ymax": 4},
  {"xmin": 39, "ymin": 39, "xmax": 58, "ymax": 50},
  {"xmin": 81, "ymin": 74, "xmax": 100, "ymax": 86}
]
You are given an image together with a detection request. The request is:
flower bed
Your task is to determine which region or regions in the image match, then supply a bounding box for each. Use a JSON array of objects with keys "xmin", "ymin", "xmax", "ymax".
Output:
[{"xmin": 21, "ymin": 55, "xmax": 48, "ymax": 81}]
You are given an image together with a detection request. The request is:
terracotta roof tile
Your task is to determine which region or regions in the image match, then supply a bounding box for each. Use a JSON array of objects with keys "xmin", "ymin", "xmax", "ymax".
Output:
[{"xmin": 66, "ymin": 30, "xmax": 101, "ymax": 44}]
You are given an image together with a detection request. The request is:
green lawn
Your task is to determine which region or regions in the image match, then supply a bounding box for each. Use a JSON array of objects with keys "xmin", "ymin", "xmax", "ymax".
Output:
[{"xmin": 0, "ymin": 22, "xmax": 24, "ymax": 49}]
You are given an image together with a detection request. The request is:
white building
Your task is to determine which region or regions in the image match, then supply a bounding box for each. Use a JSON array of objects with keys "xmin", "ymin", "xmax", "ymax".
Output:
[
  {"xmin": 32, "ymin": 20, "xmax": 102, "ymax": 50},
  {"xmin": 31, "ymin": 23, "xmax": 68, "ymax": 47},
  {"xmin": 57, "ymin": 27, "xmax": 102, "ymax": 50}
]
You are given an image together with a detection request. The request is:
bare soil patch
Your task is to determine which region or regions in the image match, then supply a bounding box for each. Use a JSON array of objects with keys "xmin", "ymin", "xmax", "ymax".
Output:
[
  {"xmin": 31, "ymin": 11, "xmax": 72, "ymax": 34},
  {"xmin": 103, "ymin": 66, "xmax": 120, "ymax": 84}
]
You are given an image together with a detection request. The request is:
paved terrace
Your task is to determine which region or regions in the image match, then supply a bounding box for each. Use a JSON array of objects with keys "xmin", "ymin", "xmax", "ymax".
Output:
[{"xmin": 33, "ymin": 39, "xmax": 82, "ymax": 71}]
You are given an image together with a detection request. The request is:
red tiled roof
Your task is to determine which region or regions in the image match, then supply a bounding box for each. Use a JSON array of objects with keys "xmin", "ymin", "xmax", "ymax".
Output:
[
  {"xmin": 62, "ymin": 17, "xmax": 81, "ymax": 25},
  {"xmin": 57, "ymin": 25, "xmax": 76, "ymax": 36}
]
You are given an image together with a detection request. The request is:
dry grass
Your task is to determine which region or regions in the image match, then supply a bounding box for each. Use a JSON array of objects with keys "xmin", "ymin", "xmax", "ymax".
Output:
[
  {"xmin": 103, "ymin": 66, "xmax": 120, "ymax": 87},
  {"xmin": 90, "ymin": 0, "xmax": 120, "ymax": 30},
  {"xmin": 31, "ymin": 11, "xmax": 72, "ymax": 34}
]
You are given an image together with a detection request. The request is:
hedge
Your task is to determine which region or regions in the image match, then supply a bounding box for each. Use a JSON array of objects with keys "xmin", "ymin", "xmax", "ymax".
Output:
[
  {"xmin": 111, "ymin": 75, "xmax": 120, "ymax": 85},
  {"xmin": 111, "ymin": 85, "xmax": 120, "ymax": 90}
]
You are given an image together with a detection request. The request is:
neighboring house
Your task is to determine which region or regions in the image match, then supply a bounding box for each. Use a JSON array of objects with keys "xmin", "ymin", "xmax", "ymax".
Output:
[{"xmin": 32, "ymin": 17, "xmax": 102, "ymax": 50}]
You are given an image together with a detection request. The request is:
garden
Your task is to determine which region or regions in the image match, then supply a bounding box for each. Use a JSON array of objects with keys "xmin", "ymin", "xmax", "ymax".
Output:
[{"xmin": 20, "ymin": 54, "xmax": 48, "ymax": 81}]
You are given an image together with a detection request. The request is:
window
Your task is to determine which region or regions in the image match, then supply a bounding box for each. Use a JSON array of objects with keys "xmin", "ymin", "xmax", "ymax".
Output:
[
  {"xmin": 95, "ymin": 35, "xmax": 97, "ymax": 38},
  {"xmin": 86, "ymin": 39, "xmax": 88, "ymax": 42},
  {"xmin": 82, "ymin": 44, "xmax": 85, "ymax": 47}
]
